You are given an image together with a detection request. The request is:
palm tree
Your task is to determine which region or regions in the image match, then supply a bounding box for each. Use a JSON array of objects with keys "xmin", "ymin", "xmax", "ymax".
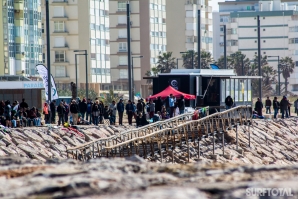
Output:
[
  {"xmin": 156, "ymin": 52, "xmax": 176, "ymax": 73},
  {"xmin": 216, "ymin": 51, "xmax": 250, "ymax": 75},
  {"xmin": 200, "ymin": 50, "xmax": 214, "ymax": 69},
  {"xmin": 280, "ymin": 56, "xmax": 295, "ymax": 94},
  {"xmin": 182, "ymin": 50, "xmax": 197, "ymax": 69},
  {"xmin": 145, "ymin": 70, "xmax": 153, "ymax": 84}
]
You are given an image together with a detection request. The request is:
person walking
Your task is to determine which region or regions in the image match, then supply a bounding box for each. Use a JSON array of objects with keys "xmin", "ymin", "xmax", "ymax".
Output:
[
  {"xmin": 109, "ymin": 101, "xmax": 117, "ymax": 125},
  {"xmin": 149, "ymin": 100, "xmax": 155, "ymax": 119},
  {"xmin": 225, "ymin": 96, "xmax": 234, "ymax": 110},
  {"xmin": 70, "ymin": 100, "xmax": 79, "ymax": 125},
  {"xmin": 178, "ymin": 95, "xmax": 185, "ymax": 114},
  {"xmin": 43, "ymin": 102, "xmax": 50, "ymax": 124},
  {"xmin": 50, "ymin": 100, "xmax": 56, "ymax": 124},
  {"xmin": 78, "ymin": 98, "xmax": 87, "ymax": 120},
  {"xmin": 294, "ymin": 98, "xmax": 298, "ymax": 116},
  {"xmin": 265, "ymin": 96, "xmax": 272, "ymax": 114},
  {"xmin": 57, "ymin": 102, "xmax": 65, "ymax": 126},
  {"xmin": 125, "ymin": 100, "xmax": 134, "ymax": 125},
  {"xmin": 280, "ymin": 96, "xmax": 289, "ymax": 119},
  {"xmin": 117, "ymin": 99, "xmax": 124, "ymax": 125},
  {"xmin": 273, "ymin": 97, "xmax": 280, "ymax": 119},
  {"xmin": 255, "ymin": 98, "xmax": 263, "ymax": 116}
]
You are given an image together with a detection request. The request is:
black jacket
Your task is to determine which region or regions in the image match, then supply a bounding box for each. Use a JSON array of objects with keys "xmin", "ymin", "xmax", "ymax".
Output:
[
  {"xmin": 57, "ymin": 105, "xmax": 65, "ymax": 115},
  {"xmin": 273, "ymin": 100, "xmax": 280, "ymax": 109},
  {"xmin": 179, "ymin": 99, "xmax": 185, "ymax": 110},
  {"xmin": 225, "ymin": 97, "xmax": 234, "ymax": 107},
  {"xmin": 255, "ymin": 101, "xmax": 263, "ymax": 109},
  {"xmin": 280, "ymin": 99, "xmax": 289, "ymax": 110},
  {"xmin": 78, "ymin": 101, "xmax": 87, "ymax": 113},
  {"xmin": 50, "ymin": 102, "xmax": 56, "ymax": 112},
  {"xmin": 70, "ymin": 103, "xmax": 79, "ymax": 114},
  {"xmin": 265, "ymin": 99, "xmax": 272, "ymax": 106}
]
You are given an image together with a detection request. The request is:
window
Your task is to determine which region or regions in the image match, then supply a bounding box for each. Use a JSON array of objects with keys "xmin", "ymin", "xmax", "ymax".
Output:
[
  {"xmin": 91, "ymin": 68, "xmax": 101, "ymax": 75},
  {"xmin": 296, "ymin": 61, "xmax": 298, "ymax": 67},
  {"xmin": 54, "ymin": 21, "xmax": 64, "ymax": 32},
  {"xmin": 289, "ymin": 26, "xmax": 298, "ymax": 32},
  {"xmin": 289, "ymin": 38, "xmax": 298, "ymax": 44},
  {"xmin": 227, "ymin": 40, "xmax": 238, "ymax": 46},
  {"xmin": 118, "ymin": 29, "xmax": 127, "ymax": 38},
  {"xmin": 118, "ymin": 1, "xmax": 126, "ymax": 11},
  {"xmin": 227, "ymin": 28, "xmax": 237, "ymax": 34},
  {"xmin": 118, "ymin": 16, "xmax": 126, "ymax": 24},
  {"xmin": 55, "ymin": 51, "xmax": 65, "ymax": 62},
  {"xmin": 119, "ymin": 69, "xmax": 128, "ymax": 79},
  {"xmin": 55, "ymin": 66, "xmax": 66, "ymax": 77},
  {"xmin": 186, "ymin": 36, "xmax": 193, "ymax": 43},
  {"xmin": 119, "ymin": 56, "xmax": 128, "ymax": 65},
  {"xmin": 53, "ymin": 6, "xmax": 64, "ymax": 17},
  {"xmin": 220, "ymin": 27, "xmax": 224, "ymax": 32},
  {"xmin": 54, "ymin": 37, "xmax": 65, "ymax": 47},
  {"xmin": 220, "ymin": 16, "xmax": 230, "ymax": 23},
  {"xmin": 186, "ymin": 23, "xmax": 195, "ymax": 30},
  {"xmin": 186, "ymin": 10, "xmax": 194, "ymax": 17},
  {"xmin": 119, "ymin": 42, "xmax": 127, "ymax": 52},
  {"xmin": 294, "ymin": 50, "xmax": 298, "ymax": 55}
]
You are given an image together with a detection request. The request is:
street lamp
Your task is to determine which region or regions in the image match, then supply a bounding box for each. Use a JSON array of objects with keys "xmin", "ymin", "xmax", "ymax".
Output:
[
  {"xmin": 74, "ymin": 50, "xmax": 88, "ymax": 99},
  {"xmin": 231, "ymin": 53, "xmax": 245, "ymax": 75},
  {"xmin": 131, "ymin": 55, "xmax": 143, "ymax": 98},
  {"xmin": 176, "ymin": 58, "xmax": 183, "ymax": 69},
  {"xmin": 180, "ymin": 51, "xmax": 194, "ymax": 69},
  {"xmin": 268, "ymin": 56, "xmax": 280, "ymax": 96}
]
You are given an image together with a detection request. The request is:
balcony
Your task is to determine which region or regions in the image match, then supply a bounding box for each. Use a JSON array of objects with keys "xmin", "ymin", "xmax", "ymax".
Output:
[
  {"xmin": 52, "ymin": 31, "xmax": 69, "ymax": 36},
  {"xmin": 51, "ymin": 0, "xmax": 68, "ymax": 6},
  {"xmin": 14, "ymin": 19, "xmax": 24, "ymax": 26},
  {"xmin": 52, "ymin": 44, "xmax": 69, "ymax": 51},
  {"xmin": 52, "ymin": 60, "xmax": 69, "ymax": 66},
  {"xmin": 51, "ymin": 16, "xmax": 68, "ymax": 21},
  {"xmin": 14, "ymin": 0, "xmax": 24, "ymax": 10}
]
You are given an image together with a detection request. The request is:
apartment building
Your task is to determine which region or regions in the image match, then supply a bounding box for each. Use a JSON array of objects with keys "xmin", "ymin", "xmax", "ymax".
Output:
[
  {"xmin": 167, "ymin": 0, "xmax": 213, "ymax": 68},
  {"xmin": 0, "ymin": 0, "xmax": 43, "ymax": 76},
  {"xmin": 213, "ymin": 0, "xmax": 298, "ymax": 94},
  {"xmin": 43, "ymin": 0, "xmax": 110, "ymax": 92},
  {"xmin": 109, "ymin": 0, "xmax": 166, "ymax": 97}
]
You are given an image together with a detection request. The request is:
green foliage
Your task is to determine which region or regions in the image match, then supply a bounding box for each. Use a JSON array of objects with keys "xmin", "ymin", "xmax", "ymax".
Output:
[
  {"xmin": 182, "ymin": 50, "xmax": 214, "ymax": 69},
  {"xmin": 280, "ymin": 56, "xmax": 295, "ymax": 94},
  {"xmin": 100, "ymin": 89, "xmax": 124, "ymax": 105},
  {"xmin": 156, "ymin": 52, "xmax": 176, "ymax": 73},
  {"xmin": 57, "ymin": 88, "xmax": 98, "ymax": 100},
  {"xmin": 216, "ymin": 51, "xmax": 250, "ymax": 75}
]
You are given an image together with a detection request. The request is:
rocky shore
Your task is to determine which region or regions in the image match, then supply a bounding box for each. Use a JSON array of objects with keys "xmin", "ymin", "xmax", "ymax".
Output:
[{"xmin": 0, "ymin": 155, "xmax": 297, "ymax": 199}]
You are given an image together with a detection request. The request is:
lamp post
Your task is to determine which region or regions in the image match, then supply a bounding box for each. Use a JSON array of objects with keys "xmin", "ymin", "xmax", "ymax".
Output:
[
  {"xmin": 131, "ymin": 55, "xmax": 143, "ymax": 98},
  {"xmin": 176, "ymin": 58, "xmax": 183, "ymax": 69},
  {"xmin": 180, "ymin": 51, "xmax": 194, "ymax": 69},
  {"xmin": 74, "ymin": 50, "xmax": 88, "ymax": 99},
  {"xmin": 45, "ymin": 0, "xmax": 51, "ymax": 123},
  {"xmin": 268, "ymin": 55, "xmax": 280, "ymax": 96}
]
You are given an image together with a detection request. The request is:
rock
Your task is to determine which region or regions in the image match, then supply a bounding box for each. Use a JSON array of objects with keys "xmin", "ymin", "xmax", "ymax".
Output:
[{"xmin": 23, "ymin": 130, "xmax": 43, "ymax": 142}]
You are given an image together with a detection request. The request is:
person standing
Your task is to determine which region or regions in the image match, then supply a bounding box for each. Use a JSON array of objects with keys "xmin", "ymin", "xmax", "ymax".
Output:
[
  {"xmin": 265, "ymin": 96, "xmax": 272, "ymax": 114},
  {"xmin": 57, "ymin": 102, "xmax": 65, "ymax": 126},
  {"xmin": 99, "ymin": 101, "xmax": 104, "ymax": 124},
  {"xmin": 137, "ymin": 100, "xmax": 143, "ymax": 115},
  {"xmin": 43, "ymin": 102, "xmax": 50, "ymax": 124},
  {"xmin": 79, "ymin": 98, "xmax": 87, "ymax": 120},
  {"xmin": 178, "ymin": 95, "xmax": 185, "ymax": 114},
  {"xmin": 279, "ymin": 96, "xmax": 289, "ymax": 119},
  {"xmin": 155, "ymin": 96, "xmax": 163, "ymax": 113},
  {"xmin": 125, "ymin": 100, "xmax": 134, "ymax": 125},
  {"xmin": 225, "ymin": 96, "xmax": 234, "ymax": 110},
  {"xmin": 255, "ymin": 98, "xmax": 263, "ymax": 116},
  {"xmin": 92, "ymin": 101, "xmax": 100, "ymax": 125},
  {"xmin": 20, "ymin": 98, "xmax": 29, "ymax": 111},
  {"xmin": 109, "ymin": 101, "xmax": 117, "ymax": 125},
  {"xmin": 273, "ymin": 97, "xmax": 280, "ymax": 119},
  {"xmin": 149, "ymin": 100, "xmax": 155, "ymax": 119},
  {"xmin": 169, "ymin": 94, "xmax": 175, "ymax": 118},
  {"xmin": 4, "ymin": 100, "xmax": 12, "ymax": 127},
  {"xmin": 50, "ymin": 100, "xmax": 56, "ymax": 124},
  {"xmin": 63, "ymin": 101, "xmax": 69, "ymax": 123},
  {"xmin": 86, "ymin": 99, "xmax": 93, "ymax": 124},
  {"xmin": 287, "ymin": 99, "xmax": 292, "ymax": 117},
  {"xmin": 117, "ymin": 99, "xmax": 124, "ymax": 125},
  {"xmin": 70, "ymin": 100, "xmax": 79, "ymax": 125},
  {"xmin": 294, "ymin": 98, "xmax": 298, "ymax": 116}
]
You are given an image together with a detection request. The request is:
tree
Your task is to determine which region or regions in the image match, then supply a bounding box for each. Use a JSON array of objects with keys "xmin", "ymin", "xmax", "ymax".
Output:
[
  {"xmin": 280, "ymin": 56, "xmax": 295, "ymax": 94},
  {"xmin": 216, "ymin": 51, "xmax": 250, "ymax": 75},
  {"xmin": 182, "ymin": 50, "xmax": 214, "ymax": 69},
  {"xmin": 100, "ymin": 89, "xmax": 123, "ymax": 105},
  {"xmin": 57, "ymin": 87, "xmax": 98, "ymax": 100},
  {"xmin": 250, "ymin": 55, "xmax": 276, "ymax": 97},
  {"xmin": 156, "ymin": 52, "xmax": 176, "ymax": 73}
]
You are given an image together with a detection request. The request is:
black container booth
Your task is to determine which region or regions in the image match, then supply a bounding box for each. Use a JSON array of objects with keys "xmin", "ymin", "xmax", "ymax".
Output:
[{"xmin": 149, "ymin": 69, "xmax": 261, "ymax": 114}]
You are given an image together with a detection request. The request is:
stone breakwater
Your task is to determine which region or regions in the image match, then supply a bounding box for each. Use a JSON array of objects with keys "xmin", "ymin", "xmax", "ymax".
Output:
[
  {"xmin": 0, "ymin": 119, "xmax": 298, "ymax": 165},
  {"xmin": 0, "ymin": 156, "xmax": 297, "ymax": 199}
]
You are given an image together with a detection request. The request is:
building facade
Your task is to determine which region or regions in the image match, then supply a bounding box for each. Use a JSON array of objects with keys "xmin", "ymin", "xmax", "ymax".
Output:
[
  {"xmin": 214, "ymin": 0, "xmax": 298, "ymax": 94},
  {"xmin": 43, "ymin": 0, "xmax": 110, "ymax": 92},
  {"xmin": 167, "ymin": 0, "xmax": 213, "ymax": 68},
  {"xmin": 1, "ymin": 0, "xmax": 43, "ymax": 76},
  {"xmin": 109, "ymin": 0, "xmax": 166, "ymax": 97}
]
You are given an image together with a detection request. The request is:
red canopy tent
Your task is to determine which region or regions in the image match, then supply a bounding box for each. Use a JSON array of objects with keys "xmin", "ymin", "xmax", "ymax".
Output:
[{"xmin": 148, "ymin": 86, "xmax": 196, "ymax": 100}]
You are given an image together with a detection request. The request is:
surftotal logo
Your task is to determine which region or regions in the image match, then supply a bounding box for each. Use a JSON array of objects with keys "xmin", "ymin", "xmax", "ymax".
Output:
[{"xmin": 171, "ymin": 79, "xmax": 178, "ymax": 90}]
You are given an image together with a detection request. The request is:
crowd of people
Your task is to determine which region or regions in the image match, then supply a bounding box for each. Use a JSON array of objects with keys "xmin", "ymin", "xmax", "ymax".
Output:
[
  {"xmin": 0, "ymin": 94, "xmax": 187, "ymax": 128},
  {"xmin": 225, "ymin": 95, "xmax": 297, "ymax": 119}
]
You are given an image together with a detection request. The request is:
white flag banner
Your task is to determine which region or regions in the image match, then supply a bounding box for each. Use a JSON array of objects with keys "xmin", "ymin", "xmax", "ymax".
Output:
[{"xmin": 36, "ymin": 64, "xmax": 59, "ymax": 100}]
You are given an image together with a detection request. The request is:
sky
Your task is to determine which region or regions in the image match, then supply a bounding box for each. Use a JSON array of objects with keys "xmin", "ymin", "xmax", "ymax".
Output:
[{"xmin": 210, "ymin": 0, "xmax": 225, "ymax": 12}]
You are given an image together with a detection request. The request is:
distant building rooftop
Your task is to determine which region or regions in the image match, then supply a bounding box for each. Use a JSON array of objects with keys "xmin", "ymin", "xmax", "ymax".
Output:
[{"xmin": 0, "ymin": 75, "xmax": 32, "ymax": 81}]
